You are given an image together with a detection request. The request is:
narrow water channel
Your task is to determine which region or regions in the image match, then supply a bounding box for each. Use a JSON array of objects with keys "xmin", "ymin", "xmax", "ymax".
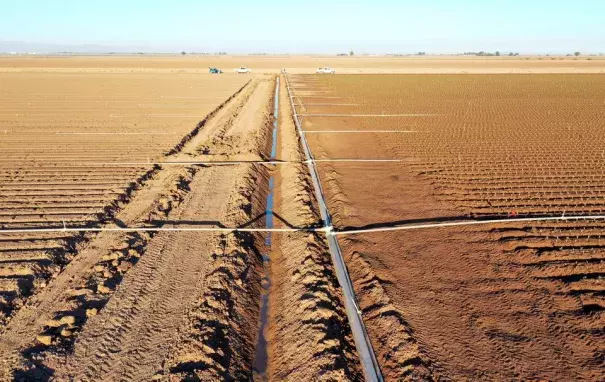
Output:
[{"xmin": 252, "ymin": 76, "xmax": 279, "ymax": 380}]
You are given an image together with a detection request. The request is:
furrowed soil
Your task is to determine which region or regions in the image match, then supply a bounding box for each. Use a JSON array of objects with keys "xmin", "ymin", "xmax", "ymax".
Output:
[
  {"xmin": 6, "ymin": 58, "xmax": 605, "ymax": 381},
  {"xmin": 1, "ymin": 66, "xmax": 365, "ymax": 381},
  {"xmin": 290, "ymin": 74, "xmax": 605, "ymax": 381},
  {"xmin": 0, "ymin": 72, "xmax": 249, "ymax": 329},
  {"xmin": 0, "ymin": 73, "xmax": 267, "ymax": 380}
]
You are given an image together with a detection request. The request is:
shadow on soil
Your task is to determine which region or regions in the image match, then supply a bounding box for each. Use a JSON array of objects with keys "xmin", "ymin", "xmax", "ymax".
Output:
[
  {"xmin": 149, "ymin": 219, "xmax": 227, "ymax": 228},
  {"xmin": 154, "ymin": 211, "xmax": 319, "ymax": 231},
  {"xmin": 337, "ymin": 212, "xmax": 577, "ymax": 232},
  {"xmin": 169, "ymin": 230, "xmax": 263, "ymax": 381},
  {"xmin": 13, "ymin": 362, "xmax": 55, "ymax": 381}
]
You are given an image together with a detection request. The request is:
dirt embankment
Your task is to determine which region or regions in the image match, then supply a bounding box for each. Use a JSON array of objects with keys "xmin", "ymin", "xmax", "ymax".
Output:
[
  {"xmin": 2, "ymin": 77, "xmax": 273, "ymax": 380},
  {"xmin": 266, "ymin": 76, "xmax": 363, "ymax": 381},
  {"xmin": 0, "ymin": 73, "xmax": 250, "ymax": 330},
  {"xmin": 2, "ymin": 72, "xmax": 369, "ymax": 381},
  {"xmin": 342, "ymin": 244, "xmax": 433, "ymax": 380}
]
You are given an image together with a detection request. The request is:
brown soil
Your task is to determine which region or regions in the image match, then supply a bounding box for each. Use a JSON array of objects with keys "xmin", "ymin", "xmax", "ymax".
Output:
[
  {"xmin": 1, "ymin": 75, "xmax": 270, "ymax": 380},
  {"xmin": 0, "ymin": 72, "xmax": 250, "ymax": 329},
  {"xmin": 296, "ymin": 74, "xmax": 605, "ymax": 222},
  {"xmin": 341, "ymin": 225, "xmax": 605, "ymax": 381},
  {"xmin": 5, "ymin": 59, "xmax": 603, "ymax": 381},
  {"xmin": 267, "ymin": 77, "xmax": 362, "ymax": 380},
  {"xmin": 315, "ymin": 162, "xmax": 459, "ymax": 229},
  {"xmin": 292, "ymin": 74, "xmax": 605, "ymax": 381},
  {"xmin": 1, "ymin": 70, "xmax": 365, "ymax": 381},
  {"xmin": 2, "ymin": 55, "xmax": 605, "ymax": 74}
]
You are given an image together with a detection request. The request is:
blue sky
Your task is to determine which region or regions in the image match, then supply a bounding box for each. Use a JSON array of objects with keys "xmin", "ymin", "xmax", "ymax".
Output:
[{"xmin": 1, "ymin": 0, "xmax": 604, "ymax": 53}]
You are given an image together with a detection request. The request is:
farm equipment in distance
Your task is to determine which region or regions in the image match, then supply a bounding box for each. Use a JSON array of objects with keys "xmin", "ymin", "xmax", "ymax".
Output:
[
  {"xmin": 316, "ymin": 67, "xmax": 335, "ymax": 74},
  {"xmin": 209, "ymin": 67, "xmax": 223, "ymax": 74}
]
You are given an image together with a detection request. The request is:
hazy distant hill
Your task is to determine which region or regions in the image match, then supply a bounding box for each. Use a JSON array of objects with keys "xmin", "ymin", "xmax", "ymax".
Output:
[{"xmin": 0, "ymin": 40, "xmax": 153, "ymax": 54}]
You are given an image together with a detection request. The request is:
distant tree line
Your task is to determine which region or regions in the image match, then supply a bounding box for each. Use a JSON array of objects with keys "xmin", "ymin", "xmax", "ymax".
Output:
[
  {"xmin": 180, "ymin": 52, "xmax": 224, "ymax": 56},
  {"xmin": 462, "ymin": 51, "xmax": 518, "ymax": 57},
  {"xmin": 386, "ymin": 51, "xmax": 604, "ymax": 57}
]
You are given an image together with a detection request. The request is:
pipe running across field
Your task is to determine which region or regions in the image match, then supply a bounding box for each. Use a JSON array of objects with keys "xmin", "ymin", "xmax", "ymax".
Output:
[
  {"xmin": 0, "ymin": 227, "xmax": 329, "ymax": 234},
  {"xmin": 334, "ymin": 214, "xmax": 605, "ymax": 235},
  {"xmin": 303, "ymin": 130, "xmax": 421, "ymax": 133},
  {"xmin": 3, "ymin": 214, "xmax": 605, "ymax": 236},
  {"xmin": 284, "ymin": 72, "xmax": 385, "ymax": 382},
  {"xmin": 294, "ymin": 103, "xmax": 359, "ymax": 106},
  {"xmin": 7, "ymin": 159, "xmax": 402, "ymax": 168},
  {"xmin": 299, "ymin": 113, "xmax": 436, "ymax": 117}
]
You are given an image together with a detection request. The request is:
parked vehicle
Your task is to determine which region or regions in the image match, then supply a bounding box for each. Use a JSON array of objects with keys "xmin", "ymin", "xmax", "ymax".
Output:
[
  {"xmin": 208, "ymin": 67, "xmax": 223, "ymax": 74},
  {"xmin": 316, "ymin": 67, "xmax": 335, "ymax": 74},
  {"xmin": 234, "ymin": 67, "xmax": 251, "ymax": 73}
]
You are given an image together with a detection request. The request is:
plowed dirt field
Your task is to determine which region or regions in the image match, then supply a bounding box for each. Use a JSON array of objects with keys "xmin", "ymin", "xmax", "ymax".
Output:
[
  {"xmin": 2, "ymin": 55, "xmax": 605, "ymax": 74},
  {"xmin": 0, "ymin": 72, "xmax": 248, "ymax": 326},
  {"xmin": 0, "ymin": 67, "xmax": 364, "ymax": 381},
  {"xmin": 291, "ymin": 74, "xmax": 605, "ymax": 381},
  {"xmin": 3, "ymin": 58, "xmax": 604, "ymax": 381}
]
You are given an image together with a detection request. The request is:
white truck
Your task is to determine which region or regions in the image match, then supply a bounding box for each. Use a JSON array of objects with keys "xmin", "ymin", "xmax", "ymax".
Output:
[
  {"xmin": 234, "ymin": 67, "xmax": 251, "ymax": 73},
  {"xmin": 316, "ymin": 67, "xmax": 335, "ymax": 74}
]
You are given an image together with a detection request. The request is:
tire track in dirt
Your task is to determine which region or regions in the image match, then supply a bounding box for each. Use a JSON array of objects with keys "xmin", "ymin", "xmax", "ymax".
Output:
[
  {"xmin": 195, "ymin": 78, "xmax": 274, "ymax": 161},
  {"xmin": 27, "ymin": 76, "xmax": 274, "ymax": 380},
  {"xmin": 5, "ymin": 73, "xmax": 368, "ymax": 381},
  {"xmin": 1, "ymin": 164, "xmax": 200, "ymax": 378},
  {"xmin": 0, "ymin": 79, "xmax": 252, "ymax": 332},
  {"xmin": 0, "ymin": 77, "xmax": 259, "ymax": 379},
  {"xmin": 50, "ymin": 166, "xmax": 252, "ymax": 381},
  {"xmin": 164, "ymin": 77, "xmax": 276, "ymax": 379}
]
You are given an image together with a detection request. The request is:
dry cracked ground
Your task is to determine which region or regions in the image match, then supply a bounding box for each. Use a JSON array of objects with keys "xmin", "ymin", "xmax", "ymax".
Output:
[{"xmin": 0, "ymin": 74, "xmax": 364, "ymax": 381}]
